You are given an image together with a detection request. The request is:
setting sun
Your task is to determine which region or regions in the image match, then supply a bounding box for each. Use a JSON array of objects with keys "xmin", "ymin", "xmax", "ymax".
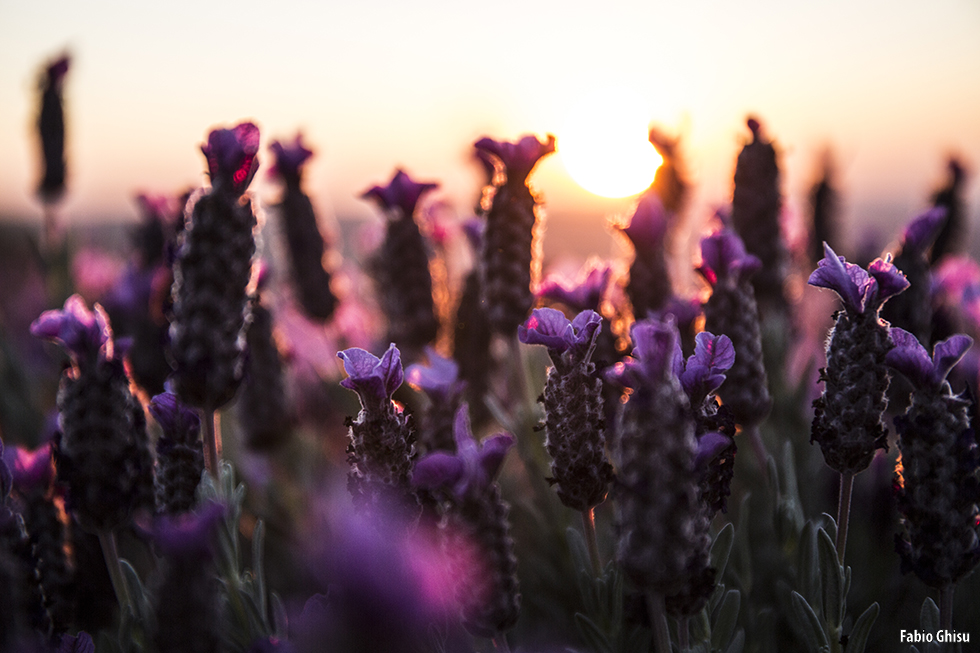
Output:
[{"xmin": 558, "ymin": 87, "xmax": 663, "ymax": 199}]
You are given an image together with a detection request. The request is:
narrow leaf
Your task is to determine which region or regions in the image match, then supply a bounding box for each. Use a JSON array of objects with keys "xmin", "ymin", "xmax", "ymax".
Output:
[
  {"xmin": 817, "ymin": 529, "xmax": 843, "ymax": 627},
  {"xmin": 711, "ymin": 589, "xmax": 741, "ymax": 651},
  {"xmin": 710, "ymin": 523, "xmax": 735, "ymax": 578},
  {"xmin": 252, "ymin": 519, "xmax": 267, "ymax": 625},
  {"xmin": 920, "ymin": 597, "xmax": 940, "ymax": 633},
  {"xmin": 790, "ymin": 591, "xmax": 830, "ymax": 652},
  {"xmin": 844, "ymin": 602, "xmax": 879, "ymax": 653},
  {"xmin": 724, "ymin": 629, "xmax": 745, "ymax": 653},
  {"xmin": 574, "ymin": 613, "xmax": 614, "ymax": 653}
]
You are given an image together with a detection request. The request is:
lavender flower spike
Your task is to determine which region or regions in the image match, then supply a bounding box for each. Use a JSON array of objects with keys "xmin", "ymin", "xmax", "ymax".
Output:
[
  {"xmin": 518, "ymin": 307, "xmax": 602, "ymax": 363},
  {"xmin": 339, "ymin": 344, "xmax": 404, "ymax": 405},
  {"xmin": 201, "ymin": 122, "xmax": 260, "ymax": 195},
  {"xmin": 474, "ymin": 134, "xmax": 556, "ymax": 186},
  {"xmin": 809, "ymin": 243, "xmax": 909, "ymax": 475},
  {"xmin": 623, "ymin": 192, "xmax": 673, "ymax": 318},
  {"xmin": 30, "ymin": 294, "xmax": 111, "ymax": 363},
  {"xmin": 407, "ymin": 348, "xmax": 465, "ymax": 453},
  {"xmin": 536, "ymin": 260, "xmax": 611, "ymax": 313},
  {"xmin": 362, "ymin": 169, "xmax": 439, "ymax": 220},
  {"xmin": 150, "ymin": 392, "xmax": 204, "ymax": 515}
]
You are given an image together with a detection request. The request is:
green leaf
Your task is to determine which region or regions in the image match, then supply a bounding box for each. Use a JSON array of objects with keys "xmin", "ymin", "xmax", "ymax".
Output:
[
  {"xmin": 723, "ymin": 629, "xmax": 745, "ymax": 653},
  {"xmin": 574, "ymin": 612, "xmax": 614, "ymax": 653},
  {"xmin": 790, "ymin": 591, "xmax": 830, "ymax": 652},
  {"xmin": 691, "ymin": 606, "xmax": 710, "ymax": 642},
  {"xmin": 711, "ymin": 589, "xmax": 740, "ymax": 651},
  {"xmin": 625, "ymin": 626, "xmax": 652, "ymax": 653},
  {"xmin": 271, "ymin": 592, "xmax": 288, "ymax": 640},
  {"xmin": 820, "ymin": 514, "xmax": 837, "ymax": 544},
  {"xmin": 252, "ymin": 519, "xmax": 268, "ymax": 625},
  {"xmin": 567, "ymin": 526, "xmax": 592, "ymax": 574},
  {"xmin": 844, "ymin": 602, "xmax": 879, "ymax": 653},
  {"xmin": 817, "ymin": 529, "xmax": 843, "ymax": 628},
  {"xmin": 710, "ymin": 523, "xmax": 735, "ymax": 579},
  {"xmin": 797, "ymin": 520, "xmax": 818, "ymax": 605},
  {"xmin": 120, "ymin": 559, "xmax": 152, "ymax": 626},
  {"xmin": 920, "ymin": 597, "xmax": 940, "ymax": 633}
]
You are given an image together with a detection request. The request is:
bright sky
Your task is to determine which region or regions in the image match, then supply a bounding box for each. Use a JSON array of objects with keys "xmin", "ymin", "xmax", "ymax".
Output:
[{"xmin": 1, "ymin": 0, "xmax": 979, "ymax": 255}]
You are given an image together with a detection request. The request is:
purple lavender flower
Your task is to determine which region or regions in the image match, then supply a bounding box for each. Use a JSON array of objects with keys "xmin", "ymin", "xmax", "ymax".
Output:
[
  {"xmin": 475, "ymin": 134, "xmax": 556, "ymax": 334},
  {"xmin": 31, "ymin": 296, "xmax": 154, "ymax": 532},
  {"xmin": 407, "ymin": 348, "xmax": 465, "ymax": 453},
  {"xmin": 152, "ymin": 502, "xmax": 225, "ymax": 653},
  {"xmin": 338, "ymin": 345, "xmax": 418, "ymax": 517},
  {"xmin": 887, "ymin": 329, "xmax": 980, "ymax": 590},
  {"xmin": 413, "ymin": 405, "xmax": 519, "ymax": 638},
  {"xmin": 150, "ymin": 392, "xmax": 204, "ymax": 515},
  {"xmin": 58, "ymin": 631, "xmax": 95, "ymax": 653},
  {"xmin": 238, "ymin": 294, "xmax": 292, "ymax": 450},
  {"xmin": 363, "ymin": 170, "xmax": 440, "ymax": 356},
  {"xmin": 698, "ymin": 229, "xmax": 772, "ymax": 427},
  {"xmin": 271, "ymin": 134, "xmax": 337, "ymax": 321},
  {"xmin": 809, "ymin": 243, "xmax": 909, "ymax": 474},
  {"xmin": 519, "ymin": 309, "xmax": 613, "ymax": 511},
  {"xmin": 622, "ymin": 192, "xmax": 672, "ymax": 319},
  {"xmin": 536, "ymin": 261, "xmax": 611, "ymax": 313},
  {"xmin": 170, "ymin": 122, "xmax": 260, "ymax": 409}
]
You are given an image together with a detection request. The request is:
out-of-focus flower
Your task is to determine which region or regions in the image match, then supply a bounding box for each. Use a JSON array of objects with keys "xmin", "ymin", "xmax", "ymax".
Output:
[
  {"xmin": 37, "ymin": 53, "xmax": 70, "ymax": 204},
  {"xmin": 269, "ymin": 134, "xmax": 313, "ymax": 181},
  {"xmin": 407, "ymin": 348, "xmax": 465, "ymax": 453},
  {"xmin": 536, "ymin": 261, "xmax": 612, "ymax": 313},
  {"xmin": 622, "ymin": 192, "xmax": 672, "ymax": 318},
  {"xmin": 201, "ymin": 122, "xmax": 260, "ymax": 195},
  {"xmin": 929, "ymin": 157, "xmax": 968, "ymax": 264},
  {"xmin": 150, "ymin": 392, "xmax": 204, "ymax": 515},
  {"xmin": 31, "ymin": 294, "xmax": 111, "ymax": 362}
]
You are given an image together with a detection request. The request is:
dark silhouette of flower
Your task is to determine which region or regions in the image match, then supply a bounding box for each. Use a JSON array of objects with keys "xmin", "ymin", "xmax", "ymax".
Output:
[
  {"xmin": 622, "ymin": 192, "xmax": 672, "ymax": 319},
  {"xmin": 406, "ymin": 348, "xmax": 465, "ymax": 453},
  {"xmin": 37, "ymin": 53, "xmax": 70, "ymax": 204},
  {"xmin": 150, "ymin": 392, "xmax": 204, "ymax": 515}
]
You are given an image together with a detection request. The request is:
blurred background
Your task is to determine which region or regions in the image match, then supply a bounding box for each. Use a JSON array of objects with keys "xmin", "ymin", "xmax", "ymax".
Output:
[{"xmin": 1, "ymin": 0, "xmax": 979, "ymax": 264}]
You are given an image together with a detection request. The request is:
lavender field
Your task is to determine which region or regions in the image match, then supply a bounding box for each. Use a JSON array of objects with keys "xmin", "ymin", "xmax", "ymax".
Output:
[{"xmin": 2, "ymin": 34, "xmax": 980, "ymax": 653}]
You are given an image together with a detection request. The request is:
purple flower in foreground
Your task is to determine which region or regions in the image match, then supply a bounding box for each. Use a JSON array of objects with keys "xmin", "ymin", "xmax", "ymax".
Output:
[
  {"xmin": 886, "ymin": 329, "xmax": 973, "ymax": 391},
  {"xmin": 808, "ymin": 242, "xmax": 909, "ymax": 315},
  {"xmin": 694, "ymin": 431, "xmax": 733, "ymax": 471},
  {"xmin": 339, "ymin": 344, "xmax": 404, "ymax": 405},
  {"xmin": 30, "ymin": 294, "xmax": 111, "ymax": 362},
  {"xmin": 362, "ymin": 169, "xmax": 438, "ymax": 220},
  {"xmin": 269, "ymin": 134, "xmax": 314, "ymax": 181},
  {"xmin": 679, "ymin": 332, "xmax": 735, "ymax": 407},
  {"xmin": 474, "ymin": 134, "xmax": 556, "ymax": 187},
  {"xmin": 201, "ymin": 122, "xmax": 260, "ymax": 195},
  {"xmin": 536, "ymin": 261, "xmax": 611, "ymax": 313}
]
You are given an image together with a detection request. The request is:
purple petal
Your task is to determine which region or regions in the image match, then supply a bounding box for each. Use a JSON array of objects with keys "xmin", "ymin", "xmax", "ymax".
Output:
[
  {"xmin": 202, "ymin": 122, "xmax": 260, "ymax": 193},
  {"xmin": 474, "ymin": 134, "xmax": 555, "ymax": 184},
  {"xmin": 7, "ymin": 443, "xmax": 53, "ymax": 491},
  {"xmin": 902, "ymin": 207, "xmax": 946, "ymax": 256},
  {"xmin": 680, "ymin": 332, "xmax": 735, "ymax": 401},
  {"xmin": 338, "ymin": 348, "xmax": 387, "ymax": 400},
  {"xmin": 695, "ymin": 432, "xmax": 734, "ymax": 470},
  {"xmin": 153, "ymin": 501, "xmax": 225, "ymax": 557},
  {"xmin": 570, "ymin": 309, "xmax": 603, "ymax": 351},
  {"xmin": 406, "ymin": 348, "xmax": 460, "ymax": 399},
  {"xmin": 30, "ymin": 294, "xmax": 111, "ymax": 359},
  {"xmin": 270, "ymin": 134, "xmax": 314, "ymax": 179},
  {"xmin": 412, "ymin": 452, "xmax": 464, "ymax": 491},
  {"xmin": 0, "ymin": 440, "xmax": 10, "ymax": 500},
  {"xmin": 149, "ymin": 392, "xmax": 201, "ymax": 439},
  {"xmin": 478, "ymin": 433, "xmax": 515, "ymax": 483},
  {"xmin": 518, "ymin": 307, "xmax": 575, "ymax": 352},
  {"xmin": 362, "ymin": 169, "xmax": 438, "ymax": 219},
  {"xmin": 886, "ymin": 327, "xmax": 934, "ymax": 389},
  {"xmin": 58, "ymin": 632, "xmax": 95, "ymax": 653},
  {"xmin": 452, "ymin": 403, "xmax": 479, "ymax": 464},
  {"xmin": 932, "ymin": 334, "xmax": 973, "ymax": 386},
  {"xmin": 631, "ymin": 318, "xmax": 681, "ymax": 383},
  {"xmin": 378, "ymin": 343, "xmax": 405, "ymax": 397},
  {"xmin": 623, "ymin": 193, "xmax": 670, "ymax": 251},
  {"xmin": 536, "ymin": 261, "xmax": 611, "ymax": 312},
  {"xmin": 698, "ymin": 229, "xmax": 760, "ymax": 286},
  {"xmin": 808, "ymin": 242, "xmax": 865, "ymax": 313},
  {"xmin": 867, "ymin": 256, "xmax": 910, "ymax": 307}
]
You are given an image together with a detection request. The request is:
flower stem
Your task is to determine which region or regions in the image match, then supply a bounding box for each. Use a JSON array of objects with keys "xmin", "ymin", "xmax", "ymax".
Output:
[
  {"xmin": 647, "ymin": 591, "xmax": 672, "ymax": 653},
  {"xmin": 202, "ymin": 406, "xmax": 221, "ymax": 478},
  {"xmin": 836, "ymin": 472, "xmax": 854, "ymax": 564},
  {"xmin": 582, "ymin": 508, "xmax": 602, "ymax": 577},
  {"xmin": 98, "ymin": 530, "xmax": 133, "ymax": 616},
  {"xmin": 939, "ymin": 584, "xmax": 954, "ymax": 631}
]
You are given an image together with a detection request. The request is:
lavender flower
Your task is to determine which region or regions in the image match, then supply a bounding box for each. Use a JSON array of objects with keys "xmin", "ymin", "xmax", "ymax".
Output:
[
  {"xmin": 731, "ymin": 117, "xmax": 788, "ymax": 311},
  {"xmin": 648, "ymin": 127, "xmax": 687, "ymax": 214},
  {"xmin": 536, "ymin": 261, "xmax": 611, "ymax": 313},
  {"xmin": 519, "ymin": 308, "xmax": 613, "ymax": 511},
  {"xmin": 338, "ymin": 345, "xmax": 418, "ymax": 517},
  {"xmin": 475, "ymin": 134, "xmax": 556, "ymax": 335},
  {"xmin": 152, "ymin": 502, "xmax": 225, "ymax": 653},
  {"xmin": 809, "ymin": 243, "xmax": 909, "ymax": 474},
  {"xmin": 170, "ymin": 122, "xmax": 260, "ymax": 409},
  {"xmin": 31, "ymin": 296, "xmax": 154, "ymax": 532},
  {"xmin": 622, "ymin": 191, "xmax": 672, "ymax": 319},
  {"xmin": 406, "ymin": 348, "xmax": 465, "ymax": 453},
  {"xmin": 363, "ymin": 170, "xmax": 439, "ymax": 356},
  {"xmin": 150, "ymin": 392, "xmax": 204, "ymax": 515},
  {"xmin": 37, "ymin": 54, "xmax": 70, "ymax": 204},
  {"xmin": 881, "ymin": 208, "xmax": 946, "ymax": 345},
  {"xmin": 887, "ymin": 329, "xmax": 980, "ymax": 589},
  {"xmin": 271, "ymin": 135, "xmax": 338, "ymax": 321},
  {"xmin": 413, "ymin": 405, "xmax": 520, "ymax": 638},
  {"xmin": 698, "ymin": 228, "xmax": 772, "ymax": 427},
  {"xmin": 237, "ymin": 292, "xmax": 291, "ymax": 450},
  {"xmin": 611, "ymin": 319, "xmax": 712, "ymax": 609}
]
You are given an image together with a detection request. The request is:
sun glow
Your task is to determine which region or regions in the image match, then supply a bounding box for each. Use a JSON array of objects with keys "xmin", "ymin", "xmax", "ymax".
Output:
[{"xmin": 558, "ymin": 88, "xmax": 663, "ymax": 199}]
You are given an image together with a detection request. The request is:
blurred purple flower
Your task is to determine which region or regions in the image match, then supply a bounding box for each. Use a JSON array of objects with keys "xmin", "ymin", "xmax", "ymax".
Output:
[
  {"xmin": 4, "ymin": 443, "xmax": 53, "ymax": 493},
  {"xmin": 0, "ymin": 439, "xmax": 11, "ymax": 500},
  {"xmin": 886, "ymin": 328, "xmax": 973, "ymax": 390},
  {"xmin": 30, "ymin": 294, "xmax": 112, "ymax": 361},
  {"xmin": 609, "ymin": 318, "xmax": 683, "ymax": 389},
  {"xmin": 694, "ymin": 431, "xmax": 734, "ymax": 471},
  {"xmin": 149, "ymin": 392, "xmax": 201, "ymax": 440},
  {"xmin": 362, "ymin": 169, "xmax": 438, "ymax": 219},
  {"xmin": 808, "ymin": 242, "xmax": 909, "ymax": 314},
  {"xmin": 518, "ymin": 308, "xmax": 602, "ymax": 358},
  {"xmin": 536, "ymin": 261, "xmax": 612, "ymax": 312},
  {"xmin": 413, "ymin": 405, "xmax": 513, "ymax": 500},
  {"xmin": 202, "ymin": 122, "xmax": 260, "ymax": 194},
  {"xmin": 679, "ymin": 332, "xmax": 735, "ymax": 406},
  {"xmin": 338, "ymin": 344, "xmax": 404, "ymax": 403},
  {"xmin": 623, "ymin": 192, "xmax": 670, "ymax": 251},
  {"xmin": 153, "ymin": 501, "xmax": 225, "ymax": 558},
  {"xmin": 901, "ymin": 207, "xmax": 946, "ymax": 257},
  {"xmin": 58, "ymin": 631, "xmax": 95, "ymax": 653},
  {"xmin": 698, "ymin": 228, "xmax": 762, "ymax": 287},
  {"xmin": 269, "ymin": 133, "xmax": 314, "ymax": 180},
  {"xmin": 406, "ymin": 347, "xmax": 462, "ymax": 401},
  {"xmin": 474, "ymin": 134, "xmax": 555, "ymax": 186}
]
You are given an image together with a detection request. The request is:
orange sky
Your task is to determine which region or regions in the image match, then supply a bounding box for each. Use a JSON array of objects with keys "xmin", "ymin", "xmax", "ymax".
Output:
[{"xmin": 1, "ymin": 0, "xmax": 979, "ymax": 261}]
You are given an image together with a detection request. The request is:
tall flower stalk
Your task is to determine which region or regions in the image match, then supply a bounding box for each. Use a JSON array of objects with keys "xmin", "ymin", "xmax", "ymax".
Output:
[
  {"xmin": 887, "ymin": 329, "xmax": 980, "ymax": 629},
  {"xmin": 170, "ymin": 122, "xmax": 260, "ymax": 475},
  {"xmin": 808, "ymin": 243, "xmax": 909, "ymax": 562}
]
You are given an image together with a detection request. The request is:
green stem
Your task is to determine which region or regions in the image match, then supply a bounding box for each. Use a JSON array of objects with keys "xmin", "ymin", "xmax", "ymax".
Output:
[
  {"xmin": 939, "ymin": 584, "xmax": 954, "ymax": 631},
  {"xmin": 202, "ymin": 406, "xmax": 220, "ymax": 478},
  {"xmin": 836, "ymin": 472, "xmax": 854, "ymax": 565},
  {"xmin": 98, "ymin": 530, "xmax": 134, "ymax": 616},
  {"xmin": 582, "ymin": 508, "xmax": 602, "ymax": 577},
  {"xmin": 647, "ymin": 591, "xmax": 672, "ymax": 653}
]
